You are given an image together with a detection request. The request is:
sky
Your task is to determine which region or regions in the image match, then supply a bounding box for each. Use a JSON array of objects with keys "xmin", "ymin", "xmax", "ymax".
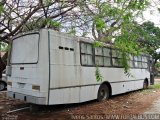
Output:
[
  {"xmin": 148, "ymin": 0, "xmax": 160, "ymax": 53},
  {"xmin": 137, "ymin": 0, "xmax": 160, "ymax": 27}
]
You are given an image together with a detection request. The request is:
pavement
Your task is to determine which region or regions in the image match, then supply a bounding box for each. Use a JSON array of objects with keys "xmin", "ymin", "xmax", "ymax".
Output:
[
  {"xmin": 144, "ymin": 97, "xmax": 160, "ymax": 114},
  {"xmin": 144, "ymin": 79, "xmax": 160, "ymax": 114}
]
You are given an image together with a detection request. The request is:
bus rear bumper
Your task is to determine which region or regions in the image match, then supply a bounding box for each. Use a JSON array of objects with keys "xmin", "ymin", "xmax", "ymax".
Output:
[{"xmin": 7, "ymin": 91, "xmax": 46, "ymax": 105}]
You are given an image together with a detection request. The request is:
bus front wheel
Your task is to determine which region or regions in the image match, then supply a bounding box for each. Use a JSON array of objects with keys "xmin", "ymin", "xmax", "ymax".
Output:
[
  {"xmin": 0, "ymin": 81, "xmax": 6, "ymax": 91},
  {"xmin": 97, "ymin": 84, "xmax": 109, "ymax": 102}
]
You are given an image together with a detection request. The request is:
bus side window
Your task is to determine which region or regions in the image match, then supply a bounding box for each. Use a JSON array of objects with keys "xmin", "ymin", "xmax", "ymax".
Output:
[
  {"xmin": 81, "ymin": 43, "xmax": 86, "ymax": 54},
  {"xmin": 129, "ymin": 54, "xmax": 134, "ymax": 68},
  {"xmin": 142, "ymin": 56, "xmax": 148, "ymax": 69},
  {"xmin": 134, "ymin": 56, "xmax": 139, "ymax": 68},
  {"xmin": 111, "ymin": 50, "xmax": 122, "ymax": 67},
  {"xmin": 95, "ymin": 47, "xmax": 103, "ymax": 66},
  {"xmin": 103, "ymin": 48, "xmax": 111, "ymax": 66},
  {"xmin": 80, "ymin": 42, "xmax": 94, "ymax": 66}
]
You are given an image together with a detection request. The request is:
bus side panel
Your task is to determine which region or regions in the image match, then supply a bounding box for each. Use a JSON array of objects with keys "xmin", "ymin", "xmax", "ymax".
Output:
[
  {"xmin": 49, "ymin": 87, "xmax": 80, "ymax": 104},
  {"xmin": 134, "ymin": 80, "xmax": 144, "ymax": 90},
  {"xmin": 79, "ymin": 85, "xmax": 99, "ymax": 103},
  {"xmin": 47, "ymin": 30, "xmax": 150, "ymax": 104},
  {"xmin": 48, "ymin": 85, "xmax": 100, "ymax": 105},
  {"xmin": 126, "ymin": 81, "xmax": 136, "ymax": 91},
  {"xmin": 110, "ymin": 80, "xmax": 144, "ymax": 95},
  {"xmin": 49, "ymin": 31, "xmax": 80, "ymax": 88}
]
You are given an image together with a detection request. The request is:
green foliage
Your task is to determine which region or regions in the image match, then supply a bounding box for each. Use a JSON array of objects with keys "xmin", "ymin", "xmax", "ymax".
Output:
[
  {"xmin": 114, "ymin": 21, "xmax": 160, "ymax": 75},
  {"xmin": 44, "ymin": 0, "xmax": 52, "ymax": 6},
  {"xmin": 22, "ymin": 18, "xmax": 61, "ymax": 32},
  {"xmin": 114, "ymin": 0, "xmax": 122, "ymax": 4},
  {"xmin": 95, "ymin": 66, "xmax": 103, "ymax": 82},
  {"xmin": 90, "ymin": 0, "xmax": 150, "ymax": 53},
  {"xmin": 0, "ymin": 4, "xmax": 4, "ymax": 13},
  {"xmin": 91, "ymin": 0, "xmax": 150, "ymax": 75},
  {"xmin": 123, "ymin": 12, "xmax": 132, "ymax": 23},
  {"xmin": 128, "ymin": 0, "xmax": 144, "ymax": 10},
  {"xmin": 93, "ymin": 41, "xmax": 104, "ymax": 48},
  {"xmin": 120, "ymin": 52, "xmax": 130, "ymax": 74},
  {"xmin": 158, "ymin": 8, "xmax": 160, "ymax": 13},
  {"xmin": 0, "ymin": 0, "xmax": 153, "ymax": 78},
  {"xmin": 0, "ymin": 1, "xmax": 4, "ymax": 14},
  {"xmin": 0, "ymin": 42, "xmax": 8, "ymax": 52},
  {"xmin": 150, "ymin": 83, "xmax": 160, "ymax": 89},
  {"xmin": 68, "ymin": 27, "xmax": 76, "ymax": 35},
  {"xmin": 113, "ymin": 22, "xmax": 146, "ymax": 76},
  {"xmin": 82, "ymin": 32, "xmax": 88, "ymax": 37},
  {"xmin": 47, "ymin": 19, "xmax": 61, "ymax": 28},
  {"xmin": 134, "ymin": 21, "xmax": 160, "ymax": 64},
  {"xmin": 94, "ymin": 16, "xmax": 105, "ymax": 31},
  {"xmin": 155, "ymin": 62, "xmax": 160, "ymax": 69}
]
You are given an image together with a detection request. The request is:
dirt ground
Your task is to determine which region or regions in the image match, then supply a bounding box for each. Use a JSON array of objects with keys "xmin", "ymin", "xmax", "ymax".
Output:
[{"xmin": 0, "ymin": 79, "xmax": 160, "ymax": 120}]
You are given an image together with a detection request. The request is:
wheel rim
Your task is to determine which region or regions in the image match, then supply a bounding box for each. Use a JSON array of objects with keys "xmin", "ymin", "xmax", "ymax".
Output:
[
  {"xmin": 98, "ymin": 84, "xmax": 109, "ymax": 101},
  {"xmin": 100, "ymin": 89, "xmax": 107, "ymax": 100},
  {"xmin": 98, "ymin": 86, "xmax": 109, "ymax": 101},
  {"xmin": 143, "ymin": 81, "xmax": 148, "ymax": 89},
  {"xmin": 0, "ymin": 83, "xmax": 5, "ymax": 91}
]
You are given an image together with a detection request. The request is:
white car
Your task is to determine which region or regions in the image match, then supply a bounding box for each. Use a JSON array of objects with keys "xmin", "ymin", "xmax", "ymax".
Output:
[{"xmin": 0, "ymin": 69, "xmax": 7, "ymax": 91}]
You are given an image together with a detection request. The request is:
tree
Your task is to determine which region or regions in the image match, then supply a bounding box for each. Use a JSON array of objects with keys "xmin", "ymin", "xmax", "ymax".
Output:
[
  {"xmin": 141, "ymin": 21, "xmax": 160, "ymax": 64},
  {"xmin": 0, "ymin": 0, "xmax": 80, "ymax": 77},
  {"xmin": 130, "ymin": 21, "xmax": 160, "ymax": 61},
  {"xmin": 0, "ymin": 0, "xmax": 154, "ymax": 77},
  {"xmin": 86, "ymin": 0, "xmax": 150, "ymax": 73},
  {"xmin": 62, "ymin": 0, "xmax": 149, "ymax": 40},
  {"xmin": 0, "ymin": 0, "xmax": 151, "ymax": 49},
  {"xmin": 0, "ymin": 0, "xmax": 79, "ymax": 42},
  {"xmin": 134, "ymin": 21, "xmax": 160, "ymax": 72}
]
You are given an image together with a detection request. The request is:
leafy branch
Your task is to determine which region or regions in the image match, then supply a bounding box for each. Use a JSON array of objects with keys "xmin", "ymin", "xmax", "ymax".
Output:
[{"xmin": 95, "ymin": 65, "xmax": 103, "ymax": 82}]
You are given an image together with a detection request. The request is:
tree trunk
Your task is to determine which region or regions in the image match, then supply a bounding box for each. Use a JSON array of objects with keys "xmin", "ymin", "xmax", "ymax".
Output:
[
  {"xmin": 0, "ymin": 52, "xmax": 8, "ymax": 78},
  {"xmin": 0, "ymin": 57, "xmax": 6, "ymax": 78}
]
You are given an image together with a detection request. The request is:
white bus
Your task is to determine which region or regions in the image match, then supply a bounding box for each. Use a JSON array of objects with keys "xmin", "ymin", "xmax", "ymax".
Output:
[{"xmin": 7, "ymin": 29, "xmax": 152, "ymax": 105}]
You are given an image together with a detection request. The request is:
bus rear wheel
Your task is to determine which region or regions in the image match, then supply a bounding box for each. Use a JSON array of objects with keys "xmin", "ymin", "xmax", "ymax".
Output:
[
  {"xmin": 143, "ymin": 80, "xmax": 148, "ymax": 89},
  {"xmin": 97, "ymin": 84, "xmax": 109, "ymax": 102}
]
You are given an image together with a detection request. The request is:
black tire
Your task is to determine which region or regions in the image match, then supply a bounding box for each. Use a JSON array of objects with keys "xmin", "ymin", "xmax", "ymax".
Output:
[
  {"xmin": 97, "ymin": 84, "xmax": 109, "ymax": 102},
  {"xmin": 143, "ymin": 80, "xmax": 148, "ymax": 89},
  {"xmin": 0, "ymin": 81, "xmax": 6, "ymax": 91}
]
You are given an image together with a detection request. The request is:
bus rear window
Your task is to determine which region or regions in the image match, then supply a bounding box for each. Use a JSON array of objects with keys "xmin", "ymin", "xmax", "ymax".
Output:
[{"xmin": 11, "ymin": 33, "xmax": 39, "ymax": 64}]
